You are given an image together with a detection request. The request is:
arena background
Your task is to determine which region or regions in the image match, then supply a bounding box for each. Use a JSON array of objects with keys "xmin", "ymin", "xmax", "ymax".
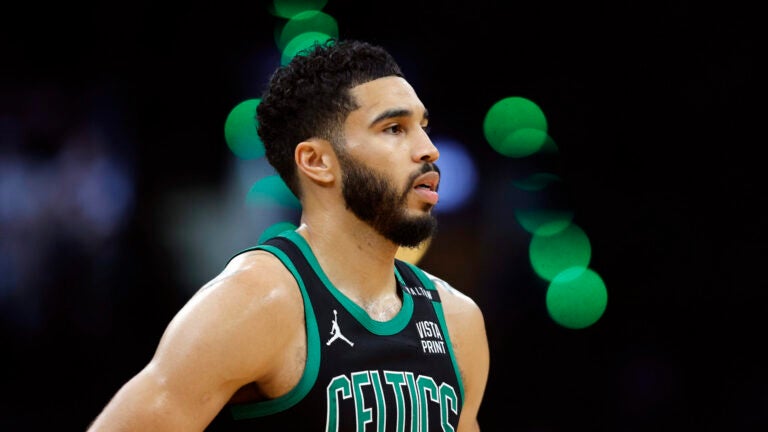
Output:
[{"xmin": 2, "ymin": 1, "xmax": 764, "ymax": 430}]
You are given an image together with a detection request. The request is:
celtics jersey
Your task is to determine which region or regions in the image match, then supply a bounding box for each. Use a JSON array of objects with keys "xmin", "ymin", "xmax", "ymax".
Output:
[{"xmin": 206, "ymin": 230, "xmax": 464, "ymax": 431}]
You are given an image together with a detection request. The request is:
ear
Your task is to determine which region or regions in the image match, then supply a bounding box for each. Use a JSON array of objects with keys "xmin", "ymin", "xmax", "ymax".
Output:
[{"xmin": 295, "ymin": 139, "xmax": 336, "ymax": 186}]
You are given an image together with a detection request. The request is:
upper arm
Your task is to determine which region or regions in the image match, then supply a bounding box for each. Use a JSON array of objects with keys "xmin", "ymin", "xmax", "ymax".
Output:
[
  {"xmin": 428, "ymin": 273, "xmax": 489, "ymax": 432},
  {"xmin": 88, "ymin": 251, "xmax": 302, "ymax": 431}
]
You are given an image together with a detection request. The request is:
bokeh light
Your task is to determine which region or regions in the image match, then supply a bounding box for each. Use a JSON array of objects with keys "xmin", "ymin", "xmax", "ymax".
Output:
[
  {"xmin": 246, "ymin": 174, "xmax": 301, "ymax": 209},
  {"xmin": 546, "ymin": 266, "xmax": 608, "ymax": 329},
  {"xmin": 276, "ymin": 11, "xmax": 338, "ymax": 51},
  {"xmin": 431, "ymin": 137, "xmax": 477, "ymax": 213},
  {"xmin": 529, "ymin": 223, "xmax": 591, "ymax": 281},
  {"xmin": 537, "ymin": 133, "xmax": 559, "ymax": 155},
  {"xmin": 271, "ymin": 0, "xmax": 328, "ymax": 19},
  {"xmin": 281, "ymin": 32, "xmax": 333, "ymax": 65},
  {"xmin": 512, "ymin": 172, "xmax": 561, "ymax": 192},
  {"xmin": 224, "ymin": 99, "xmax": 264, "ymax": 159},
  {"xmin": 515, "ymin": 208, "xmax": 575, "ymax": 236},
  {"xmin": 483, "ymin": 96, "xmax": 548, "ymax": 157}
]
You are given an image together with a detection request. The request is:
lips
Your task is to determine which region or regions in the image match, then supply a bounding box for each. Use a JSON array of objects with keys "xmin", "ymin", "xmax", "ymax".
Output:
[{"xmin": 412, "ymin": 171, "xmax": 440, "ymax": 205}]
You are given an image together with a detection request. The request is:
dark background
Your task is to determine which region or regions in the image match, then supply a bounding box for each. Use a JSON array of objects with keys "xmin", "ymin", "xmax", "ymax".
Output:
[{"xmin": 2, "ymin": 1, "xmax": 764, "ymax": 430}]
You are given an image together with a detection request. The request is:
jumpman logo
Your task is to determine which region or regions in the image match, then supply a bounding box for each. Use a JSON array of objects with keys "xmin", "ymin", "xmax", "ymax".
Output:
[{"xmin": 326, "ymin": 309, "xmax": 354, "ymax": 347}]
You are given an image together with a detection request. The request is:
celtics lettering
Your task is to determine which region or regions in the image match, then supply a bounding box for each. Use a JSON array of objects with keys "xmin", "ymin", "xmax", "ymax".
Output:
[{"xmin": 326, "ymin": 370, "xmax": 458, "ymax": 432}]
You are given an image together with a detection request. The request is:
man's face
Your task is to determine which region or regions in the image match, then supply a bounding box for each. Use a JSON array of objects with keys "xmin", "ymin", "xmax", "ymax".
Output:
[{"xmin": 337, "ymin": 76, "xmax": 441, "ymax": 247}]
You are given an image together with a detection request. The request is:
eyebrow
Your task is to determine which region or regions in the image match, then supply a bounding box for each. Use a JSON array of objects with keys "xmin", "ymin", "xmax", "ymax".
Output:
[{"xmin": 369, "ymin": 108, "xmax": 429, "ymax": 127}]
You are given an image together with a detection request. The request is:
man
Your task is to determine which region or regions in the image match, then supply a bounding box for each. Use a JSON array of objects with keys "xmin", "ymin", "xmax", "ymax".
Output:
[{"xmin": 88, "ymin": 38, "xmax": 489, "ymax": 431}]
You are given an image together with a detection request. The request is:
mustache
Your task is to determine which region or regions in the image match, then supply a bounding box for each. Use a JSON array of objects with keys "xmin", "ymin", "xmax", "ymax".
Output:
[{"xmin": 420, "ymin": 162, "xmax": 439, "ymax": 176}]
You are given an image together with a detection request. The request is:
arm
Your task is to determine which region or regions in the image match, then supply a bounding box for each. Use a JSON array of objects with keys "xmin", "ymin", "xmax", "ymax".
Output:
[
  {"xmin": 87, "ymin": 251, "xmax": 303, "ymax": 431},
  {"xmin": 428, "ymin": 273, "xmax": 490, "ymax": 432}
]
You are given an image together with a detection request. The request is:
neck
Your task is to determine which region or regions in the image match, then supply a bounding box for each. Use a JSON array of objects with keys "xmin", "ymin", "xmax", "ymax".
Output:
[{"xmin": 295, "ymin": 209, "xmax": 400, "ymax": 304}]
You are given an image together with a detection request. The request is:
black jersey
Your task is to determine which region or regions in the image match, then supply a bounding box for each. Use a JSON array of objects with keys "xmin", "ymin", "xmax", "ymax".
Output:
[{"xmin": 206, "ymin": 230, "xmax": 464, "ymax": 431}]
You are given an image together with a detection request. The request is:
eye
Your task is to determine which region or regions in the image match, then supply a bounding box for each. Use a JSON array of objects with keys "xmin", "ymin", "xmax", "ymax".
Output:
[
  {"xmin": 384, "ymin": 124, "xmax": 404, "ymax": 134},
  {"xmin": 422, "ymin": 125, "xmax": 432, "ymax": 135}
]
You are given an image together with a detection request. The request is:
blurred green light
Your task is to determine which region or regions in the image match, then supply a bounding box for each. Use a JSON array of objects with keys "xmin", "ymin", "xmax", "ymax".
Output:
[
  {"xmin": 258, "ymin": 221, "xmax": 298, "ymax": 244},
  {"xmin": 537, "ymin": 133, "xmax": 559, "ymax": 155},
  {"xmin": 483, "ymin": 96, "xmax": 548, "ymax": 158},
  {"xmin": 246, "ymin": 174, "xmax": 301, "ymax": 209},
  {"xmin": 224, "ymin": 99, "xmax": 264, "ymax": 159},
  {"xmin": 512, "ymin": 172, "xmax": 561, "ymax": 191},
  {"xmin": 281, "ymin": 31, "xmax": 333, "ymax": 65},
  {"xmin": 271, "ymin": 0, "xmax": 328, "ymax": 19},
  {"xmin": 546, "ymin": 267, "xmax": 607, "ymax": 329},
  {"xmin": 515, "ymin": 209, "xmax": 575, "ymax": 236},
  {"xmin": 529, "ymin": 223, "xmax": 591, "ymax": 281},
  {"xmin": 277, "ymin": 11, "xmax": 338, "ymax": 51}
]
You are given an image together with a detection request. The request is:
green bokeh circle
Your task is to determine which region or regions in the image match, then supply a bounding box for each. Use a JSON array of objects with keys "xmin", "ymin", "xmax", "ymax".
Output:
[
  {"xmin": 224, "ymin": 99, "xmax": 264, "ymax": 159},
  {"xmin": 246, "ymin": 175, "xmax": 301, "ymax": 209},
  {"xmin": 483, "ymin": 96, "xmax": 548, "ymax": 158},
  {"xmin": 546, "ymin": 267, "xmax": 608, "ymax": 329},
  {"xmin": 281, "ymin": 32, "xmax": 332, "ymax": 65},
  {"xmin": 272, "ymin": 0, "xmax": 328, "ymax": 19},
  {"xmin": 515, "ymin": 209, "xmax": 575, "ymax": 236},
  {"xmin": 277, "ymin": 11, "xmax": 338, "ymax": 51},
  {"xmin": 529, "ymin": 223, "xmax": 591, "ymax": 281}
]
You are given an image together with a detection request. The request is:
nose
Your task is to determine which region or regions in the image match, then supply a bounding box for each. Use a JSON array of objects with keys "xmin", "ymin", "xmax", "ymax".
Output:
[{"xmin": 414, "ymin": 130, "xmax": 439, "ymax": 163}]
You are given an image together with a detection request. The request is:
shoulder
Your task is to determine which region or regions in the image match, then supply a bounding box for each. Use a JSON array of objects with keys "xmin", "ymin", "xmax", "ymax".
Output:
[
  {"xmin": 207, "ymin": 247, "xmax": 299, "ymax": 300},
  {"xmin": 420, "ymin": 269, "xmax": 482, "ymax": 317},
  {"xmin": 158, "ymin": 247, "xmax": 304, "ymax": 381},
  {"xmin": 85, "ymin": 247, "xmax": 307, "ymax": 430},
  {"xmin": 417, "ymin": 268, "xmax": 486, "ymax": 347},
  {"xmin": 185, "ymin": 248, "xmax": 302, "ymax": 323}
]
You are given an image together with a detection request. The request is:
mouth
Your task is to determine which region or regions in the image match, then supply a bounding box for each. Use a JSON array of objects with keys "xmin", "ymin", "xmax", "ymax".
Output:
[
  {"xmin": 412, "ymin": 171, "xmax": 440, "ymax": 205},
  {"xmin": 413, "ymin": 171, "xmax": 439, "ymax": 191}
]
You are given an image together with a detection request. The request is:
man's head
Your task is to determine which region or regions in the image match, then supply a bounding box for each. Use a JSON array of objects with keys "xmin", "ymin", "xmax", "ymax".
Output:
[
  {"xmin": 257, "ymin": 39, "xmax": 439, "ymax": 247},
  {"xmin": 256, "ymin": 39, "xmax": 404, "ymax": 198}
]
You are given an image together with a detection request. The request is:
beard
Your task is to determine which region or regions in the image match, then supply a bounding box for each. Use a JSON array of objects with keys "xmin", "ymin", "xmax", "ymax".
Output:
[{"xmin": 336, "ymin": 149, "xmax": 438, "ymax": 248}]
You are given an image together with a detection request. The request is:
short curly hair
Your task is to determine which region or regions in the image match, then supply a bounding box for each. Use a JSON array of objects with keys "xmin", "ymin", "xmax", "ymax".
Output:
[{"xmin": 256, "ymin": 39, "xmax": 404, "ymax": 198}]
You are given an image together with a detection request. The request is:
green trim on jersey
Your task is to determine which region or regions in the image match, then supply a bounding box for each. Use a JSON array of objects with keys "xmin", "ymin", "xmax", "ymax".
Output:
[
  {"xmin": 280, "ymin": 230, "xmax": 415, "ymax": 335},
  {"xmin": 400, "ymin": 260, "xmax": 466, "ymax": 405},
  {"xmin": 228, "ymin": 244, "xmax": 321, "ymax": 419}
]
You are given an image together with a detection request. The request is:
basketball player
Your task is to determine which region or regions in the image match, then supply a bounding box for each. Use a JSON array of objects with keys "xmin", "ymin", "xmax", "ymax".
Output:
[{"xmin": 87, "ymin": 38, "xmax": 489, "ymax": 431}]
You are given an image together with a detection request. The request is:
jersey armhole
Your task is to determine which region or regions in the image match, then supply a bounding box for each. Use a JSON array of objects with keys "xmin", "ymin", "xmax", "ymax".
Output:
[{"xmin": 228, "ymin": 244, "xmax": 321, "ymax": 419}]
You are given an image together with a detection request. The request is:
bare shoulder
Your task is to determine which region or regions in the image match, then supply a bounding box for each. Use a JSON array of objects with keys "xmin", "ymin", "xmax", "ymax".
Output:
[
  {"xmin": 154, "ymin": 248, "xmax": 304, "ymax": 387},
  {"xmin": 86, "ymin": 248, "xmax": 305, "ymax": 431},
  {"xmin": 198, "ymin": 248, "xmax": 301, "ymax": 307},
  {"xmin": 422, "ymin": 270, "xmax": 482, "ymax": 316},
  {"xmin": 187, "ymin": 248, "xmax": 303, "ymax": 328},
  {"xmin": 194, "ymin": 246, "xmax": 303, "ymax": 333}
]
